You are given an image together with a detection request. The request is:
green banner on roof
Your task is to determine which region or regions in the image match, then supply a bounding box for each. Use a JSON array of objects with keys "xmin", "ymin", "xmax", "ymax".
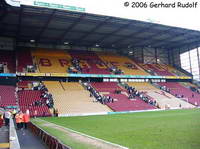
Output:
[{"xmin": 21, "ymin": 0, "xmax": 86, "ymax": 13}]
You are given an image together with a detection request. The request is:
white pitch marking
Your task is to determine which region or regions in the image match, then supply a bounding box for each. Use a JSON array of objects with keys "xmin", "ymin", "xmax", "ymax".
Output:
[{"xmin": 37, "ymin": 118, "xmax": 129, "ymax": 149}]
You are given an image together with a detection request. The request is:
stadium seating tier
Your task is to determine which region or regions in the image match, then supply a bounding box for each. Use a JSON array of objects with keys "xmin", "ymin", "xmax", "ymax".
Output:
[{"xmin": 44, "ymin": 81, "xmax": 111, "ymax": 115}]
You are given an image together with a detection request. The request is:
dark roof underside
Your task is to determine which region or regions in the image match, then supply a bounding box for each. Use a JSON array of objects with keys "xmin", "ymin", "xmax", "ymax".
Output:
[{"xmin": 0, "ymin": 1, "xmax": 200, "ymax": 50}]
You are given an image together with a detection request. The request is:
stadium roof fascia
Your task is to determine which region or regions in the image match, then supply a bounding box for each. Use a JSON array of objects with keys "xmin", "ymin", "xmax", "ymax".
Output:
[{"xmin": 1, "ymin": 0, "xmax": 200, "ymax": 51}]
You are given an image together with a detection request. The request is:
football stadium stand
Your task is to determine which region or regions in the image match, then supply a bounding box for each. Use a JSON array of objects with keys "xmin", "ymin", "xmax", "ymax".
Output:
[
  {"xmin": 127, "ymin": 82, "xmax": 194, "ymax": 109},
  {"xmin": 1, "ymin": 1, "xmax": 200, "ymax": 148}
]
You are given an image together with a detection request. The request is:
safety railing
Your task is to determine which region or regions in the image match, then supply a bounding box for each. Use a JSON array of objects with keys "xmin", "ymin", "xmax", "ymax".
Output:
[{"xmin": 28, "ymin": 122, "xmax": 71, "ymax": 149}]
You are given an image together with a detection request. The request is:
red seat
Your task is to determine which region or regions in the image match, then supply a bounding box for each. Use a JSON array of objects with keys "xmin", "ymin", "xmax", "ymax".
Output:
[
  {"xmin": 18, "ymin": 90, "xmax": 51, "ymax": 117},
  {"xmin": 0, "ymin": 85, "xmax": 16, "ymax": 107}
]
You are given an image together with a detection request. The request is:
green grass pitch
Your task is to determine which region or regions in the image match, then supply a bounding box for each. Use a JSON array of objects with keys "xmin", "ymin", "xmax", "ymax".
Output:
[{"xmin": 35, "ymin": 109, "xmax": 200, "ymax": 149}]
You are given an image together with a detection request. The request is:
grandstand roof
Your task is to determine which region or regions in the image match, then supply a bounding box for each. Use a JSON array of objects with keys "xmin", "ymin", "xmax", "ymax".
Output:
[{"xmin": 1, "ymin": 1, "xmax": 200, "ymax": 50}]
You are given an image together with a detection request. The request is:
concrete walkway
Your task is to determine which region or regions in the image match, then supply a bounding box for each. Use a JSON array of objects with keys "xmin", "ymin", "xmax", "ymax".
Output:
[
  {"xmin": 16, "ymin": 128, "xmax": 48, "ymax": 149},
  {"xmin": 0, "ymin": 126, "xmax": 9, "ymax": 149}
]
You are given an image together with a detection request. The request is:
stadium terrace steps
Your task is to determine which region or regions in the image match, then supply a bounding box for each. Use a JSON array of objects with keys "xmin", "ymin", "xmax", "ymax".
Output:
[
  {"xmin": 127, "ymin": 82, "xmax": 155, "ymax": 90},
  {"xmin": 0, "ymin": 50, "xmax": 16, "ymax": 73},
  {"xmin": 61, "ymin": 82, "xmax": 83, "ymax": 90},
  {"xmin": 97, "ymin": 52, "xmax": 148, "ymax": 75},
  {"xmin": 0, "ymin": 85, "xmax": 16, "ymax": 107},
  {"xmin": 159, "ymin": 82, "xmax": 200, "ymax": 106},
  {"xmin": 17, "ymin": 49, "xmax": 33, "ymax": 72},
  {"xmin": 128, "ymin": 82, "xmax": 194, "ymax": 109},
  {"xmin": 68, "ymin": 50, "xmax": 110, "ymax": 74},
  {"xmin": 91, "ymin": 82, "xmax": 156, "ymax": 111},
  {"xmin": 147, "ymin": 91, "xmax": 194, "ymax": 109},
  {"xmin": 44, "ymin": 81, "xmax": 111, "ymax": 115},
  {"xmin": 18, "ymin": 90, "xmax": 51, "ymax": 117}
]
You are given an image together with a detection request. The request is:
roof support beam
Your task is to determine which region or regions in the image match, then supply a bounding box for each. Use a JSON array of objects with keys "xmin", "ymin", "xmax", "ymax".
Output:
[
  {"xmin": 108, "ymin": 35, "xmax": 183, "ymax": 49},
  {"xmin": 128, "ymin": 28, "xmax": 173, "ymax": 46},
  {"xmin": 108, "ymin": 24, "xmax": 155, "ymax": 47},
  {"xmin": 0, "ymin": 3, "xmax": 8, "ymax": 35},
  {"xmin": 152, "ymin": 36, "xmax": 200, "ymax": 49},
  {"xmin": 58, "ymin": 14, "xmax": 86, "ymax": 42},
  {"xmin": 146, "ymin": 31, "xmax": 193, "ymax": 47},
  {"xmin": 169, "ymin": 40, "xmax": 200, "ymax": 49},
  {"xmin": 16, "ymin": 6, "xmax": 23, "ymax": 40},
  {"xmin": 36, "ymin": 10, "xmax": 56, "ymax": 42},
  {"xmin": 0, "ymin": 7, "xmax": 7, "ymax": 22},
  {"xmin": 8, "ymin": 10, "xmax": 132, "ymax": 29},
  {"xmin": 149, "ymin": 28, "xmax": 200, "ymax": 48},
  {"xmin": 93, "ymin": 20, "xmax": 135, "ymax": 45},
  {"xmin": 76, "ymin": 16, "xmax": 112, "ymax": 41}
]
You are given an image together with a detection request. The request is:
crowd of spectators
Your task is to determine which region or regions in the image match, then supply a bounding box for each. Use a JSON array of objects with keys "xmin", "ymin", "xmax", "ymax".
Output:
[
  {"xmin": 0, "ymin": 63, "xmax": 4, "ymax": 73},
  {"xmin": 190, "ymin": 86, "xmax": 200, "ymax": 94},
  {"xmin": 83, "ymin": 83, "xmax": 114, "ymax": 104},
  {"xmin": 0, "ymin": 108, "xmax": 30, "ymax": 130},
  {"xmin": 0, "ymin": 63, "xmax": 7, "ymax": 73},
  {"xmin": 68, "ymin": 58, "xmax": 82, "ymax": 73},
  {"xmin": 108, "ymin": 65, "xmax": 123, "ymax": 74},
  {"xmin": 124, "ymin": 63, "xmax": 137, "ymax": 69},
  {"xmin": 125, "ymin": 84, "xmax": 157, "ymax": 106},
  {"xmin": 32, "ymin": 82, "xmax": 54, "ymax": 108},
  {"xmin": 26, "ymin": 64, "xmax": 36, "ymax": 72},
  {"xmin": 160, "ymin": 85, "xmax": 185, "ymax": 98},
  {"xmin": 160, "ymin": 86, "xmax": 171, "ymax": 93}
]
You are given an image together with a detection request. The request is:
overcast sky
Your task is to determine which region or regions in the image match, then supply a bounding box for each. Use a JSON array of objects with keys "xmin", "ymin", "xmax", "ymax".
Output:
[{"xmin": 23, "ymin": 0, "xmax": 200, "ymax": 31}]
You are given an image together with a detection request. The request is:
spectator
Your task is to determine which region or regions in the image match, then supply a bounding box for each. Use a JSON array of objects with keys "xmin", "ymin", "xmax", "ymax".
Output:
[
  {"xmin": 0, "ymin": 114, "xmax": 3, "ymax": 128},
  {"xmin": 55, "ymin": 109, "xmax": 58, "ymax": 117},
  {"xmin": 12, "ymin": 109, "xmax": 17, "ymax": 119},
  {"xmin": 15, "ymin": 112, "xmax": 22, "ymax": 130},
  {"xmin": 34, "ymin": 110, "xmax": 37, "ymax": 118},
  {"xmin": 111, "ymin": 97, "xmax": 114, "ymax": 103},
  {"xmin": 179, "ymin": 103, "xmax": 182, "ymax": 108},
  {"xmin": 15, "ymin": 111, "xmax": 24, "ymax": 129},
  {"xmin": 4, "ymin": 110, "xmax": 11, "ymax": 126}
]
